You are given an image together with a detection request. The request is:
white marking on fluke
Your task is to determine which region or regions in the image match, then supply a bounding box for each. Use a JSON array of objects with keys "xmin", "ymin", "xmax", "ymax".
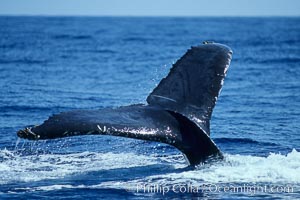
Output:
[
  {"xmin": 26, "ymin": 127, "xmax": 40, "ymax": 139},
  {"xmin": 151, "ymin": 95, "xmax": 177, "ymax": 103},
  {"xmin": 97, "ymin": 125, "xmax": 102, "ymax": 132}
]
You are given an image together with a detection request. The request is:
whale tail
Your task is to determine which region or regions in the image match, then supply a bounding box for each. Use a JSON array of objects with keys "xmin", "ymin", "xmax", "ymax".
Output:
[{"xmin": 17, "ymin": 43, "xmax": 232, "ymax": 166}]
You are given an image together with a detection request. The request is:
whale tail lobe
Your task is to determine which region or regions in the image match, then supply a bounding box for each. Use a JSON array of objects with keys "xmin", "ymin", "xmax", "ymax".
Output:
[{"xmin": 147, "ymin": 43, "xmax": 232, "ymax": 135}]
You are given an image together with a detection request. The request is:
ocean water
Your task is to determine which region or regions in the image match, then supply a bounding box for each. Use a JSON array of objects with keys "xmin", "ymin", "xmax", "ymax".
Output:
[{"xmin": 0, "ymin": 16, "xmax": 299, "ymax": 199}]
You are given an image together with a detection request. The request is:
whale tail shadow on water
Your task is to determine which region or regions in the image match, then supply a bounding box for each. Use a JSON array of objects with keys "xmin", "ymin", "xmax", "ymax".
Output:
[{"xmin": 18, "ymin": 43, "xmax": 232, "ymax": 166}]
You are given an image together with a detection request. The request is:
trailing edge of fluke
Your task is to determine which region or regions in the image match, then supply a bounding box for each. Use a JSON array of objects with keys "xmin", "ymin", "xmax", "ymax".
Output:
[{"xmin": 18, "ymin": 42, "xmax": 233, "ymax": 166}]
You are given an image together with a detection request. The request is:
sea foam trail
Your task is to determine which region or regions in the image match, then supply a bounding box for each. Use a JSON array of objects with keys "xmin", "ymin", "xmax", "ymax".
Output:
[
  {"xmin": 0, "ymin": 149, "xmax": 299, "ymax": 186},
  {"xmin": 168, "ymin": 149, "xmax": 300, "ymax": 184},
  {"xmin": 0, "ymin": 150, "xmax": 158, "ymax": 184},
  {"xmin": 97, "ymin": 149, "xmax": 300, "ymax": 192}
]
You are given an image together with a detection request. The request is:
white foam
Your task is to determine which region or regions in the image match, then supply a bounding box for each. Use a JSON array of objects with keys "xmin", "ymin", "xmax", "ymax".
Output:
[
  {"xmin": 14, "ymin": 183, "xmax": 113, "ymax": 192},
  {"xmin": 0, "ymin": 150, "xmax": 158, "ymax": 184},
  {"xmin": 175, "ymin": 149, "xmax": 300, "ymax": 184},
  {"xmin": 97, "ymin": 149, "xmax": 300, "ymax": 191},
  {"xmin": 16, "ymin": 184, "xmax": 85, "ymax": 192},
  {"xmin": 0, "ymin": 148, "xmax": 299, "ymax": 188}
]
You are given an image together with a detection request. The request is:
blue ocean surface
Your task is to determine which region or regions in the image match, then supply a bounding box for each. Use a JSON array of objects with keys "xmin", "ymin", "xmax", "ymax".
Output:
[{"xmin": 0, "ymin": 17, "xmax": 299, "ymax": 199}]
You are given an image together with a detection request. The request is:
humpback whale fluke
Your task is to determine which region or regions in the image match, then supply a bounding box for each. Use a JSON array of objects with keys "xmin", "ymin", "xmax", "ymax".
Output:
[{"xmin": 17, "ymin": 43, "xmax": 233, "ymax": 166}]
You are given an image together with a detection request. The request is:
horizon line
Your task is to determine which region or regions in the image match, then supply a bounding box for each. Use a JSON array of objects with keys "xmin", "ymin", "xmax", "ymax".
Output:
[{"xmin": 0, "ymin": 14, "xmax": 299, "ymax": 18}]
